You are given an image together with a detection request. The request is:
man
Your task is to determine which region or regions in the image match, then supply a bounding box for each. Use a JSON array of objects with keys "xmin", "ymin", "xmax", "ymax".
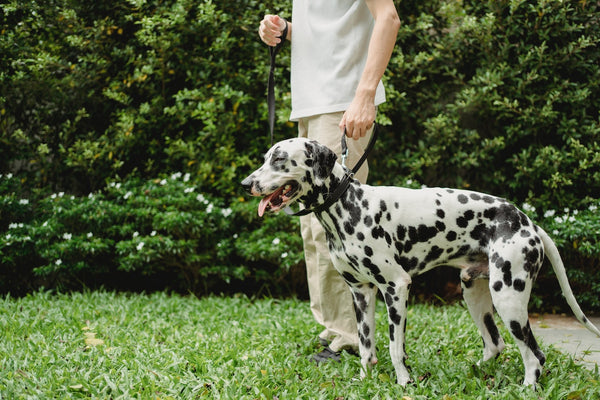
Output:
[{"xmin": 258, "ymin": 0, "xmax": 400, "ymax": 362}]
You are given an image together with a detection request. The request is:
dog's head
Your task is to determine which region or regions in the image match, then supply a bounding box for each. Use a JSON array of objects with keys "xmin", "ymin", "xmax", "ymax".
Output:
[{"xmin": 241, "ymin": 138, "xmax": 337, "ymax": 216}]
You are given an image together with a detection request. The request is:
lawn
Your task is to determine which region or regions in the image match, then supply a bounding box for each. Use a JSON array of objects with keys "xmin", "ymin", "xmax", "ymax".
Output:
[{"xmin": 1, "ymin": 291, "xmax": 598, "ymax": 399}]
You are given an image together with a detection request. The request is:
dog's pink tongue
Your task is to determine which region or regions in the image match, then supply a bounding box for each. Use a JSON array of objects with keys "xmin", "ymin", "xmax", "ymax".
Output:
[
  {"xmin": 258, "ymin": 191, "xmax": 279, "ymax": 217},
  {"xmin": 258, "ymin": 197, "xmax": 270, "ymax": 217}
]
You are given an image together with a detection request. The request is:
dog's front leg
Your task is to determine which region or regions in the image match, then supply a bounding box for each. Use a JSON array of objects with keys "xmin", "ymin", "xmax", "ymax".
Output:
[
  {"xmin": 383, "ymin": 277, "xmax": 412, "ymax": 386},
  {"xmin": 350, "ymin": 285, "xmax": 378, "ymax": 378}
]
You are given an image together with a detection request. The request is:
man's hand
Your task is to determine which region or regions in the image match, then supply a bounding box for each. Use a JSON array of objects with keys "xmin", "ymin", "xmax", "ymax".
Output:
[
  {"xmin": 259, "ymin": 15, "xmax": 288, "ymax": 47},
  {"xmin": 340, "ymin": 94, "xmax": 376, "ymax": 140}
]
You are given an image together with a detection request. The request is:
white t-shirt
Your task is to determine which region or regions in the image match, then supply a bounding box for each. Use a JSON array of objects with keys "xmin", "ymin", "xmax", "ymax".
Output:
[{"xmin": 290, "ymin": 0, "xmax": 386, "ymax": 121}]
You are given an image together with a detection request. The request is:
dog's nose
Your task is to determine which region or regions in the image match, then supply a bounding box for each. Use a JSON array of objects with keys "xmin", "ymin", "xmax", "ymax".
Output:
[{"xmin": 241, "ymin": 176, "xmax": 253, "ymax": 193}]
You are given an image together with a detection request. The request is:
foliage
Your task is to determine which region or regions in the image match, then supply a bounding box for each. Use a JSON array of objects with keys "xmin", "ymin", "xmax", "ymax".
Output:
[
  {"xmin": 1, "ymin": 292, "xmax": 599, "ymax": 399},
  {"xmin": 377, "ymin": 0, "xmax": 600, "ymax": 214},
  {"xmin": 0, "ymin": 173, "xmax": 303, "ymax": 295},
  {"xmin": 1, "ymin": 0, "xmax": 600, "ymax": 307}
]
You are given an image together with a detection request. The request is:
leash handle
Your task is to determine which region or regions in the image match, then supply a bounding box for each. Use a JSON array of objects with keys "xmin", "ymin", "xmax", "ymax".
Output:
[
  {"xmin": 340, "ymin": 122, "xmax": 378, "ymax": 174},
  {"xmin": 267, "ymin": 20, "xmax": 289, "ymax": 146}
]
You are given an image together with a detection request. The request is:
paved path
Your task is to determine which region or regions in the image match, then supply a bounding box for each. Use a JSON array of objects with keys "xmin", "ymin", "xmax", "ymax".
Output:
[{"xmin": 529, "ymin": 314, "xmax": 600, "ymax": 370}]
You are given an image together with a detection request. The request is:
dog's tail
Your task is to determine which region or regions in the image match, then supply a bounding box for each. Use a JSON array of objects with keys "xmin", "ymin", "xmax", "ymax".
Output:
[{"xmin": 539, "ymin": 226, "xmax": 600, "ymax": 337}]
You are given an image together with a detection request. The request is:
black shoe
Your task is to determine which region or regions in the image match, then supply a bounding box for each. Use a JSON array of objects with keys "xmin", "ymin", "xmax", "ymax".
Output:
[{"xmin": 311, "ymin": 347, "xmax": 342, "ymax": 363}]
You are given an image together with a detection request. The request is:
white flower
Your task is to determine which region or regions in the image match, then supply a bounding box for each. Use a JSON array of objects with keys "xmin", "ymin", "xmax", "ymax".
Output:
[
  {"xmin": 159, "ymin": 179, "xmax": 167, "ymax": 186},
  {"xmin": 151, "ymin": 231, "xmax": 157, "ymax": 236},
  {"xmin": 543, "ymin": 210, "xmax": 556, "ymax": 218},
  {"xmin": 55, "ymin": 259, "xmax": 62, "ymax": 266},
  {"xmin": 88, "ymin": 193, "xmax": 94, "ymax": 199},
  {"xmin": 221, "ymin": 208, "xmax": 232, "ymax": 218},
  {"xmin": 272, "ymin": 238, "xmax": 281, "ymax": 245},
  {"xmin": 184, "ymin": 187, "xmax": 195, "ymax": 193},
  {"xmin": 171, "ymin": 172, "xmax": 182, "ymax": 180},
  {"xmin": 563, "ymin": 207, "xmax": 570, "ymax": 214},
  {"xmin": 197, "ymin": 194, "xmax": 206, "ymax": 203},
  {"xmin": 553, "ymin": 229, "xmax": 559, "ymax": 235},
  {"xmin": 183, "ymin": 173, "xmax": 191, "ymax": 182},
  {"xmin": 206, "ymin": 203, "xmax": 214, "ymax": 213},
  {"xmin": 43, "ymin": 221, "xmax": 48, "ymax": 227},
  {"xmin": 8, "ymin": 223, "xmax": 18, "ymax": 229},
  {"xmin": 7, "ymin": 173, "xmax": 13, "ymax": 179},
  {"xmin": 281, "ymin": 252, "xmax": 288, "ymax": 259},
  {"xmin": 554, "ymin": 216, "xmax": 563, "ymax": 224},
  {"xmin": 568, "ymin": 216, "xmax": 576, "ymax": 223},
  {"xmin": 19, "ymin": 199, "xmax": 29, "ymax": 205},
  {"xmin": 63, "ymin": 233, "xmax": 72, "ymax": 240},
  {"xmin": 233, "ymin": 234, "xmax": 238, "ymax": 239},
  {"xmin": 589, "ymin": 204, "xmax": 598, "ymax": 212},
  {"xmin": 87, "ymin": 232, "xmax": 93, "ymax": 238},
  {"xmin": 58, "ymin": 192, "xmax": 64, "ymax": 197},
  {"xmin": 5, "ymin": 234, "xmax": 11, "ymax": 240},
  {"xmin": 133, "ymin": 231, "xmax": 139, "ymax": 238},
  {"xmin": 124, "ymin": 191, "xmax": 133, "ymax": 199},
  {"xmin": 136, "ymin": 242, "xmax": 145, "ymax": 251},
  {"xmin": 406, "ymin": 179, "xmax": 413, "ymax": 186},
  {"xmin": 522, "ymin": 203, "xmax": 535, "ymax": 213}
]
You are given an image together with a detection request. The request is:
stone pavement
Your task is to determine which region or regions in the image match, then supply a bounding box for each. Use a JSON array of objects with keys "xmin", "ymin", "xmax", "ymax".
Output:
[{"xmin": 529, "ymin": 314, "xmax": 600, "ymax": 370}]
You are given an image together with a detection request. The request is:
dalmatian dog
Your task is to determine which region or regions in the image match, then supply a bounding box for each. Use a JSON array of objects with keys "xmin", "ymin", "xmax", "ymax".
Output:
[{"xmin": 241, "ymin": 138, "xmax": 600, "ymax": 386}]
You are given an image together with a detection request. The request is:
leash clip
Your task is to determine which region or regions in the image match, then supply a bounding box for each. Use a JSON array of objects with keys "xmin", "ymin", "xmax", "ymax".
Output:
[
  {"xmin": 341, "ymin": 149, "xmax": 349, "ymax": 168},
  {"xmin": 340, "ymin": 129, "xmax": 349, "ymax": 168}
]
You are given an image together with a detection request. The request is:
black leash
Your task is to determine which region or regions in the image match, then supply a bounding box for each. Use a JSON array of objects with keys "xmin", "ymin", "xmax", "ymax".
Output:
[
  {"xmin": 268, "ymin": 20, "xmax": 288, "ymax": 146},
  {"xmin": 285, "ymin": 123, "xmax": 378, "ymax": 217}
]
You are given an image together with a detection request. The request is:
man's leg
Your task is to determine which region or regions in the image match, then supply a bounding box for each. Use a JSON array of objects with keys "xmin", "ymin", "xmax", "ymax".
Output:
[{"xmin": 298, "ymin": 112, "xmax": 373, "ymax": 358}]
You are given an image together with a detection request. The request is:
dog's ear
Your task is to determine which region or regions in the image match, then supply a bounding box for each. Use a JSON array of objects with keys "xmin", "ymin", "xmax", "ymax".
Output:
[{"xmin": 314, "ymin": 145, "xmax": 337, "ymax": 179}]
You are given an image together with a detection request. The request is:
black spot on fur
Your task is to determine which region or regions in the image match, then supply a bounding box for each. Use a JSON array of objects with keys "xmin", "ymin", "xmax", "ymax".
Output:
[
  {"xmin": 389, "ymin": 306, "xmax": 402, "ymax": 325},
  {"xmin": 396, "ymin": 225, "xmax": 407, "ymax": 241},
  {"xmin": 484, "ymin": 313, "xmax": 500, "ymax": 346},
  {"xmin": 344, "ymin": 221, "xmax": 355, "ymax": 235},
  {"xmin": 492, "ymin": 281, "xmax": 503, "ymax": 291},
  {"xmin": 365, "ymin": 246, "xmax": 373, "ymax": 257},
  {"xmin": 342, "ymin": 271, "xmax": 359, "ymax": 284},
  {"xmin": 424, "ymin": 246, "xmax": 444, "ymax": 263},
  {"xmin": 458, "ymin": 194, "xmax": 469, "ymax": 204},
  {"xmin": 437, "ymin": 209, "xmax": 445, "ymax": 218},
  {"xmin": 513, "ymin": 279, "xmax": 526, "ymax": 292},
  {"xmin": 510, "ymin": 320, "xmax": 545, "ymax": 366},
  {"xmin": 470, "ymin": 193, "xmax": 482, "ymax": 201}
]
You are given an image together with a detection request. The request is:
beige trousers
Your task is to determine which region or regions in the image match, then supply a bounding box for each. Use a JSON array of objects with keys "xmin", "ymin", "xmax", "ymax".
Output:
[{"xmin": 297, "ymin": 112, "xmax": 373, "ymax": 352}]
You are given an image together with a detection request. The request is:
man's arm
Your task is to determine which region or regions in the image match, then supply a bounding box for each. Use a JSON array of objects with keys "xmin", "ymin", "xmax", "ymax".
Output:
[{"xmin": 341, "ymin": 0, "xmax": 400, "ymax": 140}]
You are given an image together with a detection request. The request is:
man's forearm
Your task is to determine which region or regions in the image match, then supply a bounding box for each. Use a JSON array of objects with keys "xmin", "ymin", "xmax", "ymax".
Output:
[{"xmin": 357, "ymin": 2, "xmax": 401, "ymax": 102}]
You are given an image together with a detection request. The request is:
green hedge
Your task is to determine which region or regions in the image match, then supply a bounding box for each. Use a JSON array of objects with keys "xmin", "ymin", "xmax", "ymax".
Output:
[{"xmin": 1, "ymin": 0, "xmax": 599, "ymax": 310}]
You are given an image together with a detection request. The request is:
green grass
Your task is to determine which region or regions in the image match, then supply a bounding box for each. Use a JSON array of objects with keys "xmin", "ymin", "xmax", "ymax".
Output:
[{"xmin": 1, "ymin": 291, "xmax": 598, "ymax": 399}]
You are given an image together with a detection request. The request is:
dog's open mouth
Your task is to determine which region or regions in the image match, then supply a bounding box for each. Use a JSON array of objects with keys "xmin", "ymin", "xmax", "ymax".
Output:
[{"xmin": 258, "ymin": 182, "xmax": 298, "ymax": 217}]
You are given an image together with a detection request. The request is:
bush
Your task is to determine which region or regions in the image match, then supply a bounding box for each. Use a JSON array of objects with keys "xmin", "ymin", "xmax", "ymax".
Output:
[{"xmin": 0, "ymin": 173, "xmax": 304, "ymax": 295}]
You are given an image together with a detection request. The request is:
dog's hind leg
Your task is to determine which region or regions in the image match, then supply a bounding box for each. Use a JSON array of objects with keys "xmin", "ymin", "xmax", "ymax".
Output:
[
  {"xmin": 489, "ymin": 265, "xmax": 545, "ymax": 386},
  {"xmin": 460, "ymin": 269, "xmax": 506, "ymax": 363},
  {"xmin": 349, "ymin": 284, "xmax": 378, "ymax": 378}
]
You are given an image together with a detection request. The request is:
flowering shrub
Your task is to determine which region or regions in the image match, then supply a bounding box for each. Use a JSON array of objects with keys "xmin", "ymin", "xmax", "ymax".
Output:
[{"xmin": 0, "ymin": 173, "xmax": 303, "ymax": 295}]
